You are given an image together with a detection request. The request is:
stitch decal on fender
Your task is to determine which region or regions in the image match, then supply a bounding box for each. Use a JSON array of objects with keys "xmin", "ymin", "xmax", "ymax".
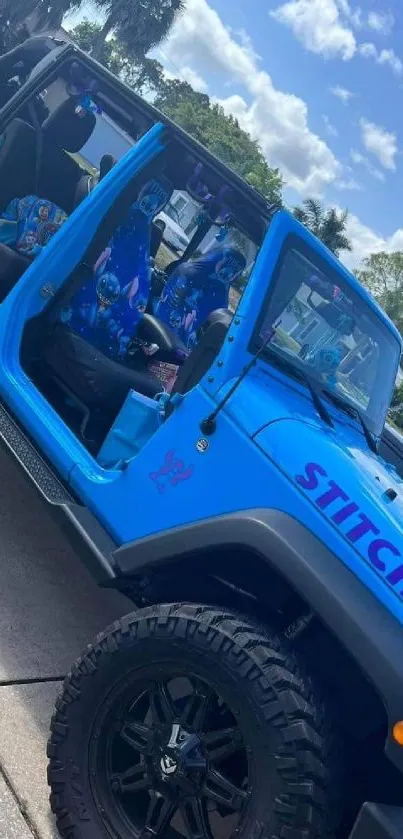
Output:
[
  {"xmin": 296, "ymin": 461, "xmax": 403, "ymax": 600},
  {"xmin": 149, "ymin": 449, "xmax": 194, "ymax": 494}
]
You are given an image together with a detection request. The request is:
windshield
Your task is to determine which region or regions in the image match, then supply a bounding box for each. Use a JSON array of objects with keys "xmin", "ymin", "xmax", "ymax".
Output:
[{"xmin": 256, "ymin": 244, "xmax": 400, "ymax": 436}]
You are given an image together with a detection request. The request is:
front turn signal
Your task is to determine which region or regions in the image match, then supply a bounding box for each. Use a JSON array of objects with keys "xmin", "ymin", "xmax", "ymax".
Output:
[{"xmin": 392, "ymin": 721, "xmax": 403, "ymax": 745}]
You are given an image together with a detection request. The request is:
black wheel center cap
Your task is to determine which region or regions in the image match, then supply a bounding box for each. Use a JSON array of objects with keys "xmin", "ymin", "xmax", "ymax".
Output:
[
  {"xmin": 159, "ymin": 723, "xmax": 206, "ymax": 782},
  {"xmin": 159, "ymin": 753, "xmax": 178, "ymax": 777}
]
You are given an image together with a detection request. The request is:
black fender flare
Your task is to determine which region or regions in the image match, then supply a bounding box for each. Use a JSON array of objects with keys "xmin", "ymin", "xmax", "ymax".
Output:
[{"xmin": 114, "ymin": 509, "xmax": 403, "ymax": 773}]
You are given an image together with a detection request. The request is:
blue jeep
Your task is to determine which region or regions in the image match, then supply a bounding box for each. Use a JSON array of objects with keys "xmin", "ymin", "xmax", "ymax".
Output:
[{"xmin": 0, "ymin": 37, "xmax": 402, "ymax": 839}]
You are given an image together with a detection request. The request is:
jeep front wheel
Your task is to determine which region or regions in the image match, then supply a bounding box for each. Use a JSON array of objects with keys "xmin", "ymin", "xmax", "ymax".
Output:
[{"xmin": 48, "ymin": 604, "xmax": 340, "ymax": 839}]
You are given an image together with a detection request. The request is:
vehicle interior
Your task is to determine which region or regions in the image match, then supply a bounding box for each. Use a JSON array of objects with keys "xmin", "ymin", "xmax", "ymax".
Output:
[{"xmin": 0, "ymin": 47, "xmax": 269, "ymax": 463}]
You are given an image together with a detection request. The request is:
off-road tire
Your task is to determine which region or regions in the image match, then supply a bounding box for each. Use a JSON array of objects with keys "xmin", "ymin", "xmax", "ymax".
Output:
[{"xmin": 48, "ymin": 603, "xmax": 341, "ymax": 839}]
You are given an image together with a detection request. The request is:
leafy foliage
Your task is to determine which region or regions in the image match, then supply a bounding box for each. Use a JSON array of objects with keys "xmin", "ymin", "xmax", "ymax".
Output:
[
  {"xmin": 69, "ymin": 20, "xmax": 135, "ymax": 78},
  {"xmin": 389, "ymin": 381, "xmax": 403, "ymax": 430},
  {"xmin": 293, "ymin": 198, "xmax": 352, "ymax": 256},
  {"xmin": 355, "ymin": 251, "xmax": 403, "ymax": 429},
  {"xmin": 356, "ymin": 251, "xmax": 403, "ymax": 335},
  {"xmin": 70, "ymin": 22, "xmax": 283, "ymax": 204},
  {"xmin": 91, "ymin": 0, "xmax": 185, "ymax": 61},
  {"xmin": 0, "ymin": 0, "xmax": 79, "ymax": 51},
  {"xmin": 154, "ymin": 79, "xmax": 283, "ymax": 203}
]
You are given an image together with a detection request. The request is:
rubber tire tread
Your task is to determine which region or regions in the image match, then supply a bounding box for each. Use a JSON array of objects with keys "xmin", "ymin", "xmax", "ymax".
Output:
[{"xmin": 48, "ymin": 603, "xmax": 341, "ymax": 839}]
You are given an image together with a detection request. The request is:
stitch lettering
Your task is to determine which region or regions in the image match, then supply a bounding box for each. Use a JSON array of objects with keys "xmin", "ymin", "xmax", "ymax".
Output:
[
  {"xmin": 387, "ymin": 564, "xmax": 403, "ymax": 588},
  {"xmin": 368, "ymin": 539, "xmax": 400, "ymax": 572},
  {"xmin": 295, "ymin": 462, "xmax": 403, "ymax": 600},
  {"xmin": 346, "ymin": 514, "xmax": 380, "ymax": 544},
  {"xmin": 332, "ymin": 502, "xmax": 359, "ymax": 525},
  {"xmin": 316, "ymin": 480, "xmax": 348, "ymax": 510},
  {"xmin": 296, "ymin": 462, "xmax": 327, "ymax": 491}
]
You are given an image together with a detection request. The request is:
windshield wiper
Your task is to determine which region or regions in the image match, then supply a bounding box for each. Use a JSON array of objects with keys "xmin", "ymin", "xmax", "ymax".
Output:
[
  {"xmin": 265, "ymin": 351, "xmax": 334, "ymax": 427},
  {"xmin": 322, "ymin": 389, "xmax": 378, "ymax": 453}
]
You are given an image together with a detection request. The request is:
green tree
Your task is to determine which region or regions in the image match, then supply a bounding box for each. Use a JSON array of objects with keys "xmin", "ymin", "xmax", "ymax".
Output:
[
  {"xmin": 388, "ymin": 380, "xmax": 403, "ymax": 430},
  {"xmin": 31, "ymin": 0, "xmax": 80, "ymax": 30},
  {"xmin": 0, "ymin": 1, "xmax": 37, "ymax": 52},
  {"xmin": 70, "ymin": 20, "xmax": 165, "ymax": 94},
  {"xmin": 356, "ymin": 251, "xmax": 403, "ymax": 334},
  {"xmin": 293, "ymin": 198, "xmax": 352, "ymax": 256},
  {"xmin": 0, "ymin": 0, "xmax": 79, "ymax": 52},
  {"xmin": 92, "ymin": 0, "xmax": 185, "ymax": 61},
  {"xmin": 154, "ymin": 79, "xmax": 283, "ymax": 203},
  {"xmin": 69, "ymin": 23, "xmax": 283, "ymax": 203},
  {"xmin": 69, "ymin": 20, "xmax": 132, "ymax": 78}
]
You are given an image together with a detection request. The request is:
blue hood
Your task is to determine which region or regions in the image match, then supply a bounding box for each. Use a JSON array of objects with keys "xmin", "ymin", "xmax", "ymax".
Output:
[{"xmin": 224, "ymin": 368, "xmax": 403, "ymax": 601}]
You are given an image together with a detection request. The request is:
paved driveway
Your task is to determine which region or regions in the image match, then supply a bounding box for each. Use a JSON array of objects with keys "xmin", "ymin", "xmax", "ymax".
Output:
[{"xmin": 0, "ymin": 449, "xmax": 129, "ymax": 838}]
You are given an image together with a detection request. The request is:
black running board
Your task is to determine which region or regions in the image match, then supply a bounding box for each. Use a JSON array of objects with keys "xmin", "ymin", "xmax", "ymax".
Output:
[
  {"xmin": 0, "ymin": 400, "xmax": 72, "ymax": 505},
  {"xmin": 0, "ymin": 400, "xmax": 118, "ymax": 583}
]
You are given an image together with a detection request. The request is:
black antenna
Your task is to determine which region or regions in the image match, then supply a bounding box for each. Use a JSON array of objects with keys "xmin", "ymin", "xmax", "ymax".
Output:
[{"xmin": 200, "ymin": 321, "xmax": 280, "ymax": 435}]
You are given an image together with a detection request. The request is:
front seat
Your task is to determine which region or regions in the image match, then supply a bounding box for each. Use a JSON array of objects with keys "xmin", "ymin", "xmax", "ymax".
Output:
[
  {"xmin": 42, "ymin": 176, "xmax": 174, "ymax": 421},
  {"xmin": 171, "ymin": 308, "xmax": 233, "ymax": 397}
]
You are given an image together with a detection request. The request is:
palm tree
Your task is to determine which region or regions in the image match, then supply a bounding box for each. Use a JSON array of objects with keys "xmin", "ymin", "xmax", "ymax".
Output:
[
  {"xmin": 92, "ymin": 0, "xmax": 186, "ymax": 61},
  {"xmin": 0, "ymin": 0, "xmax": 37, "ymax": 50},
  {"xmin": 30, "ymin": 0, "xmax": 81, "ymax": 31},
  {"xmin": 0, "ymin": 0, "xmax": 80, "ymax": 50},
  {"xmin": 293, "ymin": 198, "xmax": 352, "ymax": 257}
]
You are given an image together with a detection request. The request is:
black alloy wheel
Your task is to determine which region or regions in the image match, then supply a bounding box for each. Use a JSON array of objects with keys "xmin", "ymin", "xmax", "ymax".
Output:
[
  {"xmin": 91, "ymin": 672, "xmax": 249, "ymax": 838},
  {"xmin": 48, "ymin": 604, "xmax": 342, "ymax": 839}
]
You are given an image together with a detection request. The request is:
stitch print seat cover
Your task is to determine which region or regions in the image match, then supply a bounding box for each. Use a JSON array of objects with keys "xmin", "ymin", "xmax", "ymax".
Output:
[
  {"xmin": 1, "ymin": 195, "xmax": 67, "ymax": 257},
  {"xmin": 59, "ymin": 178, "xmax": 171, "ymax": 361},
  {"xmin": 155, "ymin": 246, "xmax": 246, "ymax": 350}
]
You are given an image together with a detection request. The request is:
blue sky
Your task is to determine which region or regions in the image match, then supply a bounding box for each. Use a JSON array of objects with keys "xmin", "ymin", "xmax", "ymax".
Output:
[{"xmin": 66, "ymin": 0, "xmax": 403, "ymax": 268}]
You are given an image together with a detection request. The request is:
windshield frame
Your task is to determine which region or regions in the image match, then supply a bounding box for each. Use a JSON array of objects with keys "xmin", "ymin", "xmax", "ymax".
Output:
[{"xmin": 250, "ymin": 234, "xmax": 401, "ymax": 437}]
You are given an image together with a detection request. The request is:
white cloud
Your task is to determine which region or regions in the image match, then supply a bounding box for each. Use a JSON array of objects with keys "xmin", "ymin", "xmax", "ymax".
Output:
[
  {"xmin": 329, "ymin": 84, "xmax": 355, "ymax": 103},
  {"xmin": 323, "ymin": 114, "xmax": 339, "ymax": 136},
  {"xmin": 359, "ymin": 119, "xmax": 398, "ymax": 170},
  {"xmin": 340, "ymin": 213, "xmax": 403, "ymax": 270},
  {"xmin": 270, "ymin": 0, "xmax": 356, "ymax": 59},
  {"xmin": 359, "ymin": 41, "xmax": 377, "ymax": 58},
  {"xmin": 161, "ymin": 0, "xmax": 341, "ymax": 194},
  {"xmin": 266, "ymin": 0, "xmax": 398, "ymax": 79},
  {"xmin": 335, "ymin": 177, "xmax": 362, "ymax": 191},
  {"xmin": 162, "ymin": 64, "xmax": 208, "ymax": 92},
  {"xmin": 367, "ymin": 10, "xmax": 394, "ymax": 35},
  {"xmin": 341, "ymin": 212, "xmax": 385, "ymax": 268},
  {"xmin": 177, "ymin": 65, "xmax": 208, "ymax": 92},
  {"xmin": 231, "ymin": 28, "xmax": 262, "ymax": 63},
  {"xmin": 350, "ymin": 149, "xmax": 385, "ymax": 181},
  {"xmin": 378, "ymin": 49, "xmax": 403, "ymax": 75},
  {"xmin": 359, "ymin": 42, "xmax": 402, "ymax": 74},
  {"xmin": 336, "ymin": 0, "xmax": 363, "ymax": 29}
]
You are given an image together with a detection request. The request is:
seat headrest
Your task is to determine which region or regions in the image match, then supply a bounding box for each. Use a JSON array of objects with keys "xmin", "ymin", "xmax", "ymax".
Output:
[
  {"xmin": 134, "ymin": 177, "xmax": 173, "ymax": 219},
  {"xmin": 42, "ymin": 99, "xmax": 96, "ymax": 153},
  {"xmin": 175, "ymin": 246, "xmax": 246, "ymax": 286}
]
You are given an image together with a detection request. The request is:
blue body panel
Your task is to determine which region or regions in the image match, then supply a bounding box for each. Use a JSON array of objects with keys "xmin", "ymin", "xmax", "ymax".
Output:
[{"xmin": 0, "ymin": 121, "xmax": 401, "ymax": 632}]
